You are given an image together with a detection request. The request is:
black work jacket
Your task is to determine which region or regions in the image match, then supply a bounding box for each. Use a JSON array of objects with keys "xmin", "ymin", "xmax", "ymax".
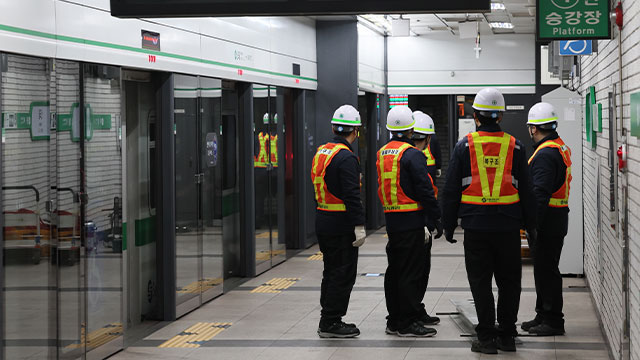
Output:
[
  {"xmin": 381, "ymin": 137, "xmax": 441, "ymax": 233},
  {"xmin": 315, "ymin": 136, "xmax": 365, "ymax": 235},
  {"xmin": 530, "ymin": 132, "xmax": 569, "ymax": 237},
  {"xmin": 441, "ymin": 124, "xmax": 537, "ymax": 233}
]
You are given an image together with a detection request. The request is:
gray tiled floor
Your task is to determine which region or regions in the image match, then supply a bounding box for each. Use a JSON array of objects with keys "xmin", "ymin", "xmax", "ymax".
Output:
[{"xmin": 111, "ymin": 229, "xmax": 610, "ymax": 360}]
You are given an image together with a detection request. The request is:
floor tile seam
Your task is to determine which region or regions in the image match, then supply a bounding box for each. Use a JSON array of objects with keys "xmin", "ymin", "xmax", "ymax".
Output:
[
  {"xmin": 275, "ymin": 301, "xmax": 321, "ymax": 341},
  {"xmin": 428, "ymin": 255, "xmax": 463, "ymax": 315},
  {"xmin": 358, "ymin": 290, "xmax": 387, "ymax": 327}
]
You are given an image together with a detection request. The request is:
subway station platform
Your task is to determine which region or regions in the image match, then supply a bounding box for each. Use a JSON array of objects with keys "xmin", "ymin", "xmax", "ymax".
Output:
[{"xmin": 111, "ymin": 229, "xmax": 609, "ymax": 360}]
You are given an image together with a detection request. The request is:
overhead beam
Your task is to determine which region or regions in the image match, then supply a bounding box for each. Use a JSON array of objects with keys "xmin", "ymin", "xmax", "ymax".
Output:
[{"xmin": 111, "ymin": 0, "xmax": 490, "ymax": 18}]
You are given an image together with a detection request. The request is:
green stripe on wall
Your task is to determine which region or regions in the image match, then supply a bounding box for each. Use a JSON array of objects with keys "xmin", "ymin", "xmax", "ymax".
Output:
[{"xmin": 0, "ymin": 24, "xmax": 317, "ymax": 83}]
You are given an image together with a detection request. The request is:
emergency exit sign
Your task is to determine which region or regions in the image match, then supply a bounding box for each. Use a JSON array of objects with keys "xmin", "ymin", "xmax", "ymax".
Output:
[{"xmin": 537, "ymin": 0, "xmax": 611, "ymax": 40}]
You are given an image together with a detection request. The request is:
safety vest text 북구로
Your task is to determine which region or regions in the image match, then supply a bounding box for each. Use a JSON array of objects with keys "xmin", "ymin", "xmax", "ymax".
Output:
[
  {"xmin": 311, "ymin": 143, "xmax": 351, "ymax": 212},
  {"xmin": 528, "ymin": 137, "xmax": 572, "ymax": 208},
  {"xmin": 377, "ymin": 141, "xmax": 424, "ymax": 213},
  {"xmin": 461, "ymin": 132, "xmax": 520, "ymax": 205}
]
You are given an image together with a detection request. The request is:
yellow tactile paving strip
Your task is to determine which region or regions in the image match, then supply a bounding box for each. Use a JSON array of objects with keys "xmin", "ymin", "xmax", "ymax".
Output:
[
  {"xmin": 66, "ymin": 323, "xmax": 123, "ymax": 349},
  {"xmin": 255, "ymin": 249, "xmax": 285, "ymax": 261},
  {"xmin": 251, "ymin": 277, "xmax": 300, "ymax": 293},
  {"xmin": 177, "ymin": 278, "xmax": 223, "ymax": 294},
  {"xmin": 158, "ymin": 322, "xmax": 232, "ymax": 348},
  {"xmin": 307, "ymin": 251, "xmax": 323, "ymax": 261}
]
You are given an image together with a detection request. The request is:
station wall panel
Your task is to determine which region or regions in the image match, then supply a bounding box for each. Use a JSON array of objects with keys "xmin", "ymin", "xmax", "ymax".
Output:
[
  {"xmin": 579, "ymin": 1, "xmax": 640, "ymax": 358},
  {"xmin": 0, "ymin": 0, "xmax": 317, "ymax": 90},
  {"xmin": 357, "ymin": 24, "xmax": 385, "ymax": 94},
  {"xmin": 387, "ymin": 33, "xmax": 535, "ymax": 95}
]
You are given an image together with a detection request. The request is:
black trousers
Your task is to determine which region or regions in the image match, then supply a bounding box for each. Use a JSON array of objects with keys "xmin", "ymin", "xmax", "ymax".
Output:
[
  {"xmin": 385, "ymin": 228, "xmax": 426, "ymax": 329},
  {"xmin": 318, "ymin": 232, "xmax": 358, "ymax": 325},
  {"xmin": 417, "ymin": 233, "xmax": 433, "ymax": 318},
  {"xmin": 463, "ymin": 230, "xmax": 522, "ymax": 341},
  {"xmin": 531, "ymin": 229, "xmax": 565, "ymax": 327}
]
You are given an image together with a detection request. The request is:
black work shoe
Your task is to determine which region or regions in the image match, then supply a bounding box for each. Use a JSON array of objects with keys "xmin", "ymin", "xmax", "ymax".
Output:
[
  {"xmin": 521, "ymin": 318, "xmax": 542, "ymax": 331},
  {"xmin": 496, "ymin": 336, "xmax": 516, "ymax": 352},
  {"xmin": 317, "ymin": 322, "xmax": 361, "ymax": 338},
  {"xmin": 419, "ymin": 314, "xmax": 441, "ymax": 326},
  {"xmin": 397, "ymin": 322, "xmax": 437, "ymax": 337},
  {"xmin": 471, "ymin": 339, "xmax": 498, "ymax": 354},
  {"xmin": 528, "ymin": 323, "xmax": 565, "ymax": 336}
]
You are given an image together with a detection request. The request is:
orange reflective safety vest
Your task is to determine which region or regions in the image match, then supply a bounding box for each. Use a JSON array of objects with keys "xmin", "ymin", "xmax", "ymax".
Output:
[
  {"xmin": 311, "ymin": 143, "xmax": 351, "ymax": 212},
  {"xmin": 377, "ymin": 141, "xmax": 424, "ymax": 213},
  {"xmin": 423, "ymin": 144, "xmax": 436, "ymax": 166},
  {"xmin": 254, "ymin": 132, "xmax": 278, "ymax": 168},
  {"xmin": 461, "ymin": 132, "xmax": 520, "ymax": 205},
  {"xmin": 528, "ymin": 137, "xmax": 572, "ymax": 208}
]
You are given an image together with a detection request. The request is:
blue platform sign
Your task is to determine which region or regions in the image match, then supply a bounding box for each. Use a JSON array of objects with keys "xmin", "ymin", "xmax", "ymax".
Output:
[{"xmin": 559, "ymin": 40, "xmax": 593, "ymax": 56}]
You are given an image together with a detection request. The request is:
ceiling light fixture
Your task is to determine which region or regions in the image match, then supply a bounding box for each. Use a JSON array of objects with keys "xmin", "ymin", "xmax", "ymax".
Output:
[
  {"xmin": 491, "ymin": 3, "xmax": 506, "ymax": 10},
  {"xmin": 489, "ymin": 22, "xmax": 514, "ymax": 29}
]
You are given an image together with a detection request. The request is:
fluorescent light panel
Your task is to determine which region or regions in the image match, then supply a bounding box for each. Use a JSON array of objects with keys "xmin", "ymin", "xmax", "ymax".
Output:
[
  {"xmin": 489, "ymin": 22, "xmax": 514, "ymax": 29},
  {"xmin": 491, "ymin": 3, "xmax": 506, "ymax": 10}
]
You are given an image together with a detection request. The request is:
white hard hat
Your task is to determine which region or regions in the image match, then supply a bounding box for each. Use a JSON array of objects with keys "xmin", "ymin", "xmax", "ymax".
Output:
[
  {"xmin": 263, "ymin": 113, "xmax": 278, "ymax": 124},
  {"xmin": 331, "ymin": 105, "xmax": 362, "ymax": 126},
  {"xmin": 527, "ymin": 102, "xmax": 558, "ymax": 126},
  {"xmin": 413, "ymin": 111, "xmax": 435, "ymax": 135},
  {"xmin": 387, "ymin": 106, "xmax": 415, "ymax": 131},
  {"xmin": 472, "ymin": 88, "xmax": 506, "ymax": 112}
]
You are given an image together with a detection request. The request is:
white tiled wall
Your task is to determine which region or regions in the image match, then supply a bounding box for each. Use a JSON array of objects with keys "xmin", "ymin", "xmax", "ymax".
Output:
[{"xmin": 579, "ymin": 1, "xmax": 640, "ymax": 358}]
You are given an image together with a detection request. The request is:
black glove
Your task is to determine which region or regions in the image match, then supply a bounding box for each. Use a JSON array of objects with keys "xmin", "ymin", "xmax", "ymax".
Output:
[
  {"xmin": 444, "ymin": 229, "xmax": 457, "ymax": 244},
  {"xmin": 434, "ymin": 220, "xmax": 443, "ymax": 239}
]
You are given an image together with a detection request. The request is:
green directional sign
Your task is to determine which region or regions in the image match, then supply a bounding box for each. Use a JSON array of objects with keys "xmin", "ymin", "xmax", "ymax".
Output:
[{"xmin": 537, "ymin": 0, "xmax": 611, "ymax": 40}]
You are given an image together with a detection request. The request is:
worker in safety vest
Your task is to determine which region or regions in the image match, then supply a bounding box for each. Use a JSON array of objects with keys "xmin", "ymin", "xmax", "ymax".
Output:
[
  {"xmin": 417, "ymin": 114, "xmax": 440, "ymax": 181},
  {"xmin": 521, "ymin": 102, "xmax": 571, "ymax": 337},
  {"xmin": 254, "ymin": 113, "xmax": 277, "ymax": 229},
  {"xmin": 412, "ymin": 111, "xmax": 439, "ymax": 199},
  {"xmin": 441, "ymin": 88, "xmax": 536, "ymax": 354},
  {"xmin": 411, "ymin": 110, "xmax": 441, "ymax": 327},
  {"xmin": 311, "ymin": 104, "xmax": 366, "ymax": 338},
  {"xmin": 377, "ymin": 106, "xmax": 442, "ymax": 338},
  {"xmin": 255, "ymin": 113, "xmax": 278, "ymax": 169}
]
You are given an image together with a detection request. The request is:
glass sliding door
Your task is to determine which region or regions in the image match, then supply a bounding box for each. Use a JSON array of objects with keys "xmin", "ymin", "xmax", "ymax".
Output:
[
  {"xmin": 199, "ymin": 77, "xmax": 224, "ymax": 302},
  {"xmin": 2, "ymin": 53, "xmax": 57, "ymax": 360},
  {"xmin": 1, "ymin": 55, "xmax": 123, "ymax": 359},
  {"xmin": 174, "ymin": 74, "xmax": 224, "ymax": 316},
  {"xmin": 252, "ymin": 85, "xmax": 272, "ymax": 274},
  {"xmin": 82, "ymin": 63, "xmax": 124, "ymax": 359},
  {"xmin": 55, "ymin": 59, "xmax": 84, "ymax": 360},
  {"xmin": 253, "ymin": 85, "xmax": 287, "ymax": 273},
  {"xmin": 174, "ymin": 74, "xmax": 201, "ymax": 315}
]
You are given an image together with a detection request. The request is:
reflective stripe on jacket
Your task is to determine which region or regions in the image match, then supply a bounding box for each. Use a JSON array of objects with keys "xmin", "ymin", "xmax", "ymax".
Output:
[
  {"xmin": 377, "ymin": 141, "xmax": 424, "ymax": 213},
  {"xmin": 424, "ymin": 144, "xmax": 436, "ymax": 166},
  {"xmin": 311, "ymin": 143, "xmax": 351, "ymax": 211},
  {"xmin": 461, "ymin": 131, "xmax": 520, "ymax": 205}
]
